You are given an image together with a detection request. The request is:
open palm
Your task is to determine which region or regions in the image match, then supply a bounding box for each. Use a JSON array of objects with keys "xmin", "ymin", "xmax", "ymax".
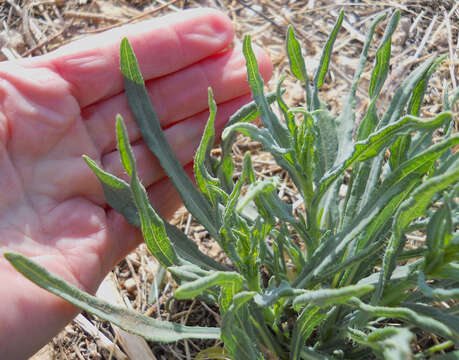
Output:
[{"xmin": 0, "ymin": 9, "xmax": 271, "ymax": 359}]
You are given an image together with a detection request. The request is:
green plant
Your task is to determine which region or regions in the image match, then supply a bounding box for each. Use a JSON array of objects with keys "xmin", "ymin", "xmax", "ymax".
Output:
[{"xmin": 6, "ymin": 9, "xmax": 459, "ymax": 359}]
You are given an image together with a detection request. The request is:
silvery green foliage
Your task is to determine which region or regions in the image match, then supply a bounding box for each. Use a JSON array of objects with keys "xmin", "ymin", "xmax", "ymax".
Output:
[{"xmin": 7, "ymin": 10, "xmax": 459, "ymax": 359}]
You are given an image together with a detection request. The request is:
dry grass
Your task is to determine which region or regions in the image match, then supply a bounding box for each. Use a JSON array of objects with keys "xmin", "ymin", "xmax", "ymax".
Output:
[{"xmin": 0, "ymin": 0, "xmax": 457, "ymax": 359}]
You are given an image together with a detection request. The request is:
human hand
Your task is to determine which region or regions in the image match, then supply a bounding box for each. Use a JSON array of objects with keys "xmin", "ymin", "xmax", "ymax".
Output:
[{"xmin": 0, "ymin": 8, "xmax": 272, "ymax": 359}]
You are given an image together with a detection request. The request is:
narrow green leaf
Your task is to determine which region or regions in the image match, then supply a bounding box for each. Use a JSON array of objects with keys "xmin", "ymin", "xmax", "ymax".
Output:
[
  {"xmin": 116, "ymin": 116, "xmax": 180, "ymax": 268},
  {"xmin": 395, "ymin": 158, "xmax": 458, "ymax": 243},
  {"xmin": 447, "ymin": 87, "xmax": 459, "ymax": 110},
  {"xmin": 277, "ymin": 76, "xmax": 297, "ymax": 138},
  {"xmin": 253, "ymin": 281, "xmax": 299, "ymax": 307},
  {"xmin": 357, "ymin": 262, "xmax": 419, "ymax": 287},
  {"xmin": 194, "ymin": 87, "xmax": 219, "ymax": 205},
  {"xmin": 425, "ymin": 201, "xmax": 453, "ymax": 274},
  {"xmin": 83, "ymin": 155, "xmax": 139, "ymax": 227},
  {"xmin": 286, "ymin": 25, "xmax": 312, "ymax": 108},
  {"xmin": 225, "ymin": 90, "xmax": 278, "ymax": 127},
  {"xmin": 236, "ymin": 177, "xmax": 279, "ymax": 213},
  {"xmin": 334, "ymin": 12, "xmax": 387, "ymax": 165},
  {"xmin": 287, "ymin": 25, "xmax": 307, "ymax": 82},
  {"xmin": 299, "ymin": 347, "xmax": 331, "ymax": 360},
  {"xmin": 290, "ymin": 305, "xmax": 326, "ymax": 360},
  {"xmin": 243, "ymin": 35, "xmax": 290, "ymax": 148},
  {"xmin": 313, "ymin": 10, "xmax": 344, "ymax": 91},
  {"xmin": 5, "ymin": 252, "xmax": 220, "ymax": 342},
  {"xmin": 120, "ymin": 38, "xmax": 219, "ymax": 239},
  {"xmin": 248, "ymin": 303, "xmax": 288, "ymax": 358},
  {"xmin": 168, "ymin": 264, "xmax": 209, "ymax": 282},
  {"xmin": 313, "ymin": 108, "xmax": 338, "ymax": 180},
  {"xmin": 430, "ymin": 350, "xmax": 459, "ymax": 360},
  {"xmin": 174, "ymin": 271, "xmax": 244, "ymax": 300},
  {"xmin": 307, "ymin": 238, "xmax": 385, "ymax": 287},
  {"xmin": 120, "ymin": 39, "xmax": 144, "ymax": 86},
  {"xmin": 116, "ymin": 114, "xmax": 134, "ymax": 177},
  {"xmin": 349, "ymin": 327, "xmax": 413, "ymax": 360},
  {"xmin": 368, "ymin": 10, "xmax": 400, "ymax": 98},
  {"xmin": 306, "ymin": 10, "xmax": 344, "ymax": 179},
  {"xmin": 218, "ymin": 90, "xmax": 279, "ymax": 194},
  {"xmin": 293, "ymin": 284, "xmax": 374, "ymax": 308},
  {"xmin": 428, "ymin": 263, "xmax": 459, "ymax": 280},
  {"xmin": 222, "ymin": 122, "xmax": 300, "ymax": 194},
  {"xmin": 408, "ymin": 55, "xmax": 447, "ymax": 116}
]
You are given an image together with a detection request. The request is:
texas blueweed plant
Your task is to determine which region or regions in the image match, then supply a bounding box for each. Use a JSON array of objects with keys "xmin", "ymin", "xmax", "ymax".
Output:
[{"xmin": 6, "ymin": 10, "xmax": 459, "ymax": 359}]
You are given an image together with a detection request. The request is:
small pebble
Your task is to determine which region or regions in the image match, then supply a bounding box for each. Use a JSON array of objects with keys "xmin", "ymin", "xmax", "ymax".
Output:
[{"xmin": 124, "ymin": 278, "xmax": 137, "ymax": 293}]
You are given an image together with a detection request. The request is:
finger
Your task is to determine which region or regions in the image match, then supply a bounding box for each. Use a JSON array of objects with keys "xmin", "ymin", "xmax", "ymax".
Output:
[
  {"xmin": 100, "ymin": 94, "xmax": 252, "ymax": 191},
  {"xmin": 31, "ymin": 8, "xmax": 235, "ymax": 107},
  {"xmin": 105, "ymin": 162, "xmax": 194, "ymax": 269},
  {"xmin": 84, "ymin": 44, "xmax": 272, "ymax": 154}
]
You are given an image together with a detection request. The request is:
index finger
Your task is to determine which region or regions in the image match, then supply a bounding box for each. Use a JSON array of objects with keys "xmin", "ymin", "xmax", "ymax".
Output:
[{"xmin": 31, "ymin": 8, "xmax": 235, "ymax": 107}]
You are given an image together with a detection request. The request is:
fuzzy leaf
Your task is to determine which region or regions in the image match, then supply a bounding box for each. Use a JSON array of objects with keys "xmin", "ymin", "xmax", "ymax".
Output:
[
  {"xmin": 120, "ymin": 38, "xmax": 219, "ymax": 239},
  {"xmin": 5, "ymin": 252, "xmax": 220, "ymax": 342},
  {"xmin": 290, "ymin": 305, "xmax": 326, "ymax": 360},
  {"xmin": 243, "ymin": 35, "xmax": 290, "ymax": 148},
  {"xmin": 368, "ymin": 10, "xmax": 400, "ymax": 98},
  {"xmin": 253, "ymin": 281, "xmax": 299, "ymax": 307},
  {"xmin": 313, "ymin": 10, "xmax": 344, "ymax": 92},
  {"xmin": 349, "ymin": 327, "xmax": 413, "ymax": 360},
  {"xmin": 293, "ymin": 284, "xmax": 374, "ymax": 308},
  {"xmin": 236, "ymin": 177, "xmax": 279, "ymax": 213},
  {"xmin": 334, "ymin": 12, "xmax": 387, "ymax": 165},
  {"xmin": 174, "ymin": 271, "xmax": 244, "ymax": 301},
  {"xmin": 115, "ymin": 117, "xmax": 180, "ymax": 268},
  {"xmin": 194, "ymin": 88, "xmax": 219, "ymax": 205},
  {"xmin": 286, "ymin": 25, "xmax": 312, "ymax": 108},
  {"xmin": 226, "ymin": 90, "xmax": 279, "ymax": 127}
]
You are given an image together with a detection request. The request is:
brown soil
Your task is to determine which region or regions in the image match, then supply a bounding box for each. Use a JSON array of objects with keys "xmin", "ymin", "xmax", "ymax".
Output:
[{"xmin": 1, "ymin": 0, "xmax": 457, "ymax": 359}]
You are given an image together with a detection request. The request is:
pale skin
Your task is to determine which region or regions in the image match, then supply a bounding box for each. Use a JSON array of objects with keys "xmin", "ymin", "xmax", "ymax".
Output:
[{"xmin": 0, "ymin": 8, "xmax": 272, "ymax": 359}]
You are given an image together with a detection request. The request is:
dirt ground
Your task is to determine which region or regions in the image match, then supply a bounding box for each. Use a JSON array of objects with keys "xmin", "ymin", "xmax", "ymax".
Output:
[{"xmin": 0, "ymin": 0, "xmax": 457, "ymax": 359}]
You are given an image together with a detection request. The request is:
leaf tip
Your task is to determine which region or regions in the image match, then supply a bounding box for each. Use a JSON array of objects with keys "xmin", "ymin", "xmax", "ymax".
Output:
[{"xmin": 119, "ymin": 37, "xmax": 144, "ymax": 86}]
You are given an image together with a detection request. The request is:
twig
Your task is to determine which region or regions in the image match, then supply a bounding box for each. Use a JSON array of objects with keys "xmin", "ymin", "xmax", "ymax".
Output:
[
  {"xmin": 63, "ymin": 10, "xmax": 122, "ymax": 23},
  {"xmin": 234, "ymin": 0, "xmax": 285, "ymax": 33},
  {"xmin": 73, "ymin": 314, "xmax": 128, "ymax": 360},
  {"xmin": 430, "ymin": 2, "xmax": 459, "ymax": 45},
  {"xmin": 409, "ymin": 9, "xmax": 424, "ymax": 35},
  {"xmin": 184, "ymin": 213, "xmax": 193, "ymax": 235},
  {"xmin": 21, "ymin": 19, "xmax": 73, "ymax": 57},
  {"xmin": 445, "ymin": 11, "xmax": 457, "ymax": 91},
  {"xmin": 82, "ymin": 0, "xmax": 181, "ymax": 34},
  {"xmin": 414, "ymin": 14, "xmax": 436, "ymax": 59},
  {"xmin": 125, "ymin": 255, "xmax": 142, "ymax": 310}
]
